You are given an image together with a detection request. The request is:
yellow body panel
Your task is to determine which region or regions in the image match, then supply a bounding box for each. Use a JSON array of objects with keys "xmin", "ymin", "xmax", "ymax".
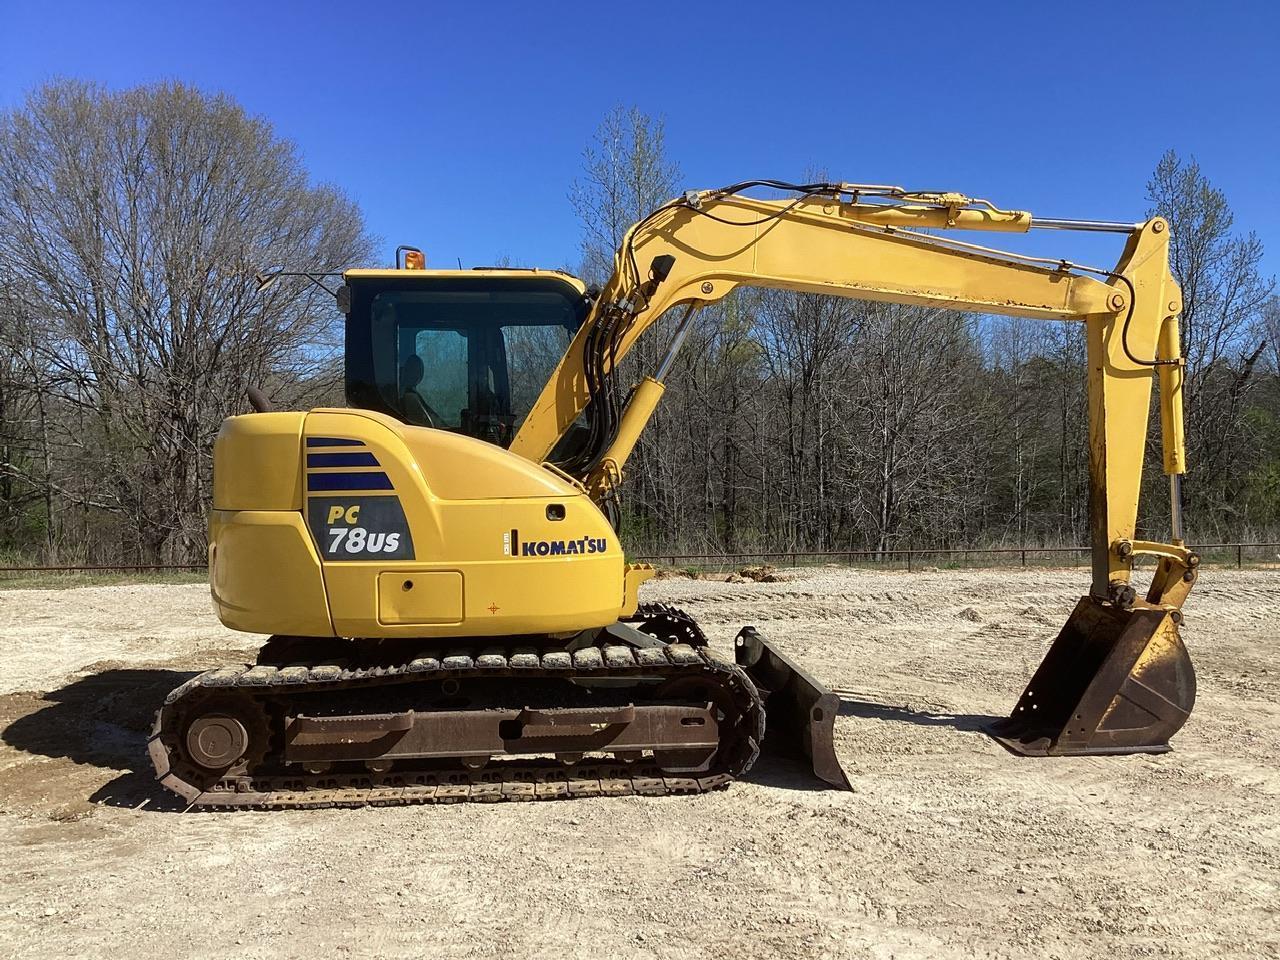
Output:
[
  {"xmin": 209, "ymin": 407, "xmax": 625, "ymax": 639},
  {"xmin": 378, "ymin": 571, "xmax": 464, "ymax": 625},
  {"xmin": 212, "ymin": 412, "xmax": 304, "ymax": 511},
  {"xmin": 209, "ymin": 508, "xmax": 332, "ymax": 635}
]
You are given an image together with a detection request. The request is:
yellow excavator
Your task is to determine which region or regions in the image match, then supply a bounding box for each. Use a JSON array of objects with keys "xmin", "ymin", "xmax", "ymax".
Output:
[{"xmin": 149, "ymin": 180, "xmax": 1198, "ymax": 807}]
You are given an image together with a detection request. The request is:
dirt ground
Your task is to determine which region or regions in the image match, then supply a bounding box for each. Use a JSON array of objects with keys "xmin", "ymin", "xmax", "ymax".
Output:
[{"xmin": 0, "ymin": 566, "xmax": 1276, "ymax": 960}]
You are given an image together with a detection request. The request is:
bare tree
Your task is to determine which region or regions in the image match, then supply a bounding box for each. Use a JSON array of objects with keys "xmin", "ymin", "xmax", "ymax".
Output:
[
  {"xmin": 568, "ymin": 106, "xmax": 684, "ymax": 538},
  {"xmin": 569, "ymin": 106, "xmax": 680, "ymax": 286},
  {"xmin": 754, "ymin": 291, "xmax": 859, "ymax": 550},
  {"xmin": 0, "ymin": 278, "xmax": 53, "ymax": 558},
  {"xmin": 1262, "ymin": 296, "xmax": 1280, "ymax": 371},
  {"xmin": 0, "ymin": 80, "xmax": 371, "ymax": 562},
  {"xmin": 1146, "ymin": 150, "xmax": 1274, "ymax": 526}
]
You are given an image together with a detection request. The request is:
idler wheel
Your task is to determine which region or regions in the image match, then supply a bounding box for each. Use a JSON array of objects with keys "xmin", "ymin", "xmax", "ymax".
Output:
[{"xmin": 185, "ymin": 714, "xmax": 250, "ymax": 770}]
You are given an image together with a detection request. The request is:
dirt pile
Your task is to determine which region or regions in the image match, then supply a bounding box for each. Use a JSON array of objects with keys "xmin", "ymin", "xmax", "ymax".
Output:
[{"xmin": 725, "ymin": 563, "xmax": 782, "ymax": 583}]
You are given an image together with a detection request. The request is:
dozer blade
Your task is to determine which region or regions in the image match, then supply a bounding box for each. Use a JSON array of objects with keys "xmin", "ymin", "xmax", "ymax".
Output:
[
  {"xmin": 987, "ymin": 596, "xmax": 1196, "ymax": 756},
  {"xmin": 735, "ymin": 626, "xmax": 852, "ymax": 790}
]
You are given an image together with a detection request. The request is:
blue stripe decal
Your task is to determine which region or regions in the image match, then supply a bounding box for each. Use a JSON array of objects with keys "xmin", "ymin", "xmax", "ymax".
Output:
[
  {"xmin": 306, "ymin": 471, "xmax": 394, "ymax": 492},
  {"xmin": 307, "ymin": 452, "xmax": 380, "ymax": 468},
  {"xmin": 306, "ymin": 437, "xmax": 365, "ymax": 448}
]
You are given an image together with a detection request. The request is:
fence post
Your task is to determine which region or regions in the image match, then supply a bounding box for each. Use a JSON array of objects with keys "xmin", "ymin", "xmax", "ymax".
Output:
[
  {"xmin": 907, "ymin": 550, "xmax": 912, "ymax": 573},
  {"xmin": 1021, "ymin": 549, "xmax": 1027, "ymax": 568},
  {"xmin": 1237, "ymin": 544, "xmax": 1243, "ymax": 569}
]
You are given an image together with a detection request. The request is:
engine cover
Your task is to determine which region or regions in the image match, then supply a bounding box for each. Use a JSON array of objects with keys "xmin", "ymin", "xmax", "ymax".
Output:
[{"xmin": 209, "ymin": 408, "xmax": 628, "ymax": 639}]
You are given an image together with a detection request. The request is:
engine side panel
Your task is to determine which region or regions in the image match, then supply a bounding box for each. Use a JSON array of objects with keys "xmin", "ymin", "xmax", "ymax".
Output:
[
  {"xmin": 209, "ymin": 407, "xmax": 625, "ymax": 640},
  {"xmin": 209, "ymin": 509, "xmax": 334, "ymax": 636}
]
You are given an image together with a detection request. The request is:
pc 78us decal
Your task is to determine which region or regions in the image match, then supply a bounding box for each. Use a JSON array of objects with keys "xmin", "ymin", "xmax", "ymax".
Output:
[{"xmin": 307, "ymin": 496, "xmax": 415, "ymax": 560}]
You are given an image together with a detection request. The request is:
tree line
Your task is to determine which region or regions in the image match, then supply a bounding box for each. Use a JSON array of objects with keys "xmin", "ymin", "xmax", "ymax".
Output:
[
  {"xmin": 573, "ymin": 108, "xmax": 1277, "ymax": 556},
  {"xmin": 0, "ymin": 86, "xmax": 1275, "ymax": 565}
]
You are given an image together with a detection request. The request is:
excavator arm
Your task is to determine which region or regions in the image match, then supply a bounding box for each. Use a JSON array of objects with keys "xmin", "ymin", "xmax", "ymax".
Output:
[{"xmin": 512, "ymin": 181, "xmax": 1198, "ymax": 758}]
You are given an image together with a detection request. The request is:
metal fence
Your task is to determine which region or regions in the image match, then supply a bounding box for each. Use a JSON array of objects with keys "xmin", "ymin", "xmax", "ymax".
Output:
[
  {"xmin": 2, "ymin": 542, "xmax": 1277, "ymax": 579},
  {"xmin": 636, "ymin": 542, "xmax": 1280, "ymax": 572}
]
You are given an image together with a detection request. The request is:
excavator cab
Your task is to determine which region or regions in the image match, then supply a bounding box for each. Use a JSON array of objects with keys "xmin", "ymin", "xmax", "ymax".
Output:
[{"xmin": 342, "ymin": 271, "xmax": 588, "ymax": 448}]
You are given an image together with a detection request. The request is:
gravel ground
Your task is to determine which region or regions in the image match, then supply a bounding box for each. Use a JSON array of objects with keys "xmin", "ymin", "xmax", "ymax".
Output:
[{"xmin": 0, "ymin": 566, "xmax": 1277, "ymax": 960}]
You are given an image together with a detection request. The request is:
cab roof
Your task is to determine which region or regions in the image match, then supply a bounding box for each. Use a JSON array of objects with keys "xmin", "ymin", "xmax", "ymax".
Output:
[{"xmin": 344, "ymin": 267, "xmax": 586, "ymax": 294}]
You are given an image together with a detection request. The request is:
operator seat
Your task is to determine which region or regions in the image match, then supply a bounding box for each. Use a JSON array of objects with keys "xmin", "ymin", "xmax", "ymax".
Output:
[{"xmin": 400, "ymin": 354, "xmax": 434, "ymax": 427}]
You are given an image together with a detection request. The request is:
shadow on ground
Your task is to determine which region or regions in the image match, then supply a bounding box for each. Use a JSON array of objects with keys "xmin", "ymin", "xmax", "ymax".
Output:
[
  {"xmin": 836, "ymin": 693, "xmax": 1000, "ymax": 733},
  {"xmin": 1, "ymin": 668, "xmax": 196, "ymax": 811},
  {"xmin": 742, "ymin": 743, "xmax": 842, "ymax": 793}
]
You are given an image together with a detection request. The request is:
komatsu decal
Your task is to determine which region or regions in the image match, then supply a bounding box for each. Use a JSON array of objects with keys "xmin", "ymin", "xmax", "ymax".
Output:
[{"xmin": 505, "ymin": 528, "xmax": 607, "ymax": 558}]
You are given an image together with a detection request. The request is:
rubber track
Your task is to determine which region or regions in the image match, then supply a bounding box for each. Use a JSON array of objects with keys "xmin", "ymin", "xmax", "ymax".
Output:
[
  {"xmin": 150, "ymin": 642, "xmax": 762, "ymax": 809},
  {"xmin": 627, "ymin": 602, "xmax": 708, "ymax": 645}
]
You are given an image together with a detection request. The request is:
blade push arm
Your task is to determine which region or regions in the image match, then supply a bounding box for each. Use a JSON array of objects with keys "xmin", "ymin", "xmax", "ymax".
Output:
[{"xmin": 510, "ymin": 183, "xmax": 1191, "ymax": 606}]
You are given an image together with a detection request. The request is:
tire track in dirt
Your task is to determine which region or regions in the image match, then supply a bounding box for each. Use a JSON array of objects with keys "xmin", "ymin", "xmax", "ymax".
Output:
[{"xmin": 0, "ymin": 568, "xmax": 1277, "ymax": 960}]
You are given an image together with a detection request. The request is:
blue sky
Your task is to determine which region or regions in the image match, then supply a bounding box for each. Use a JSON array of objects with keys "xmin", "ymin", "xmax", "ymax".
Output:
[{"xmin": 2, "ymin": 0, "xmax": 1277, "ymax": 278}]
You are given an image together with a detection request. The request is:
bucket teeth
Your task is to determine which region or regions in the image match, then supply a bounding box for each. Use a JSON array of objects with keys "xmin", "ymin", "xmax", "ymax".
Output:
[{"xmin": 987, "ymin": 597, "xmax": 1196, "ymax": 756}]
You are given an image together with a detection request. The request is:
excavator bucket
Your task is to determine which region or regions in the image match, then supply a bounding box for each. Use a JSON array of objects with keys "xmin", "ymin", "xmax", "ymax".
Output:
[
  {"xmin": 987, "ymin": 596, "xmax": 1196, "ymax": 756},
  {"xmin": 735, "ymin": 626, "xmax": 852, "ymax": 789}
]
